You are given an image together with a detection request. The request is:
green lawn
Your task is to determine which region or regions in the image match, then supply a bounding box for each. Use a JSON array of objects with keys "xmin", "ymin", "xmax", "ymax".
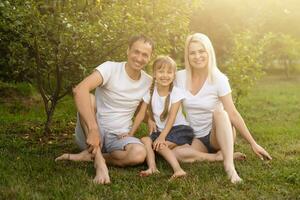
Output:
[{"xmin": 0, "ymin": 76, "xmax": 299, "ymax": 200}]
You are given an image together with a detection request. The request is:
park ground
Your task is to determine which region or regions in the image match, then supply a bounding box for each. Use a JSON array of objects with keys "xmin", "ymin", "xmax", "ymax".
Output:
[{"xmin": 0, "ymin": 75, "xmax": 299, "ymax": 200}]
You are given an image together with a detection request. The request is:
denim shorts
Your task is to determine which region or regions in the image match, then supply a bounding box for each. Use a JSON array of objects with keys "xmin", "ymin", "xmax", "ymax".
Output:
[
  {"xmin": 150, "ymin": 125, "xmax": 194, "ymax": 145},
  {"xmin": 75, "ymin": 113, "xmax": 142, "ymax": 153},
  {"xmin": 197, "ymin": 131, "xmax": 217, "ymax": 153}
]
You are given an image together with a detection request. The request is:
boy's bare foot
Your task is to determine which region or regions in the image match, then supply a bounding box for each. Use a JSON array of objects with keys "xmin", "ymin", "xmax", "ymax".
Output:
[
  {"xmin": 170, "ymin": 169, "xmax": 187, "ymax": 180},
  {"xmin": 139, "ymin": 168, "xmax": 160, "ymax": 177}
]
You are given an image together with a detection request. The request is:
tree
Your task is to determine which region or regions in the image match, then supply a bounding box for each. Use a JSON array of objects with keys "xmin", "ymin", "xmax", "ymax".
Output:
[{"xmin": 0, "ymin": 0, "xmax": 201, "ymax": 135}]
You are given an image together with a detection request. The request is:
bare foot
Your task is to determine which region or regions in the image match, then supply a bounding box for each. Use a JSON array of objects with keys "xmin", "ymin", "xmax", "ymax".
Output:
[
  {"xmin": 170, "ymin": 169, "xmax": 187, "ymax": 180},
  {"xmin": 93, "ymin": 159, "xmax": 111, "ymax": 184},
  {"xmin": 55, "ymin": 150, "xmax": 93, "ymax": 162},
  {"xmin": 215, "ymin": 151, "xmax": 246, "ymax": 161},
  {"xmin": 233, "ymin": 152, "xmax": 246, "ymax": 161},
  {"xmin": 225, "ymin": 168, "xmax": 242, "ymax": 184},
  {"xmin": 139, "ymin": 168, "xmax": 160, "ymax": 177}
]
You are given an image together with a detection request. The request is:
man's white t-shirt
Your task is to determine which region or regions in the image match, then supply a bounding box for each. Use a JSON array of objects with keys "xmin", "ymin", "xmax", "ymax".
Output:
[
  {"xmin": 175, "ymin": 69, "xmax": 231, "ymax": 138},
  {"xmin": 95, "ymin": 61, "xmax": 152, "ymax": 135},
  {"xmin": 143, "ymin": 86, "xmax": 189, "ymax": 132}
]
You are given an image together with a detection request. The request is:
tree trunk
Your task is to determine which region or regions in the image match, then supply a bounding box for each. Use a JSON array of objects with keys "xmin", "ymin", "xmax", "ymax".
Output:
[{"xmin": 43, "ymin": 100, "xmax": 57, "ymax": 135}]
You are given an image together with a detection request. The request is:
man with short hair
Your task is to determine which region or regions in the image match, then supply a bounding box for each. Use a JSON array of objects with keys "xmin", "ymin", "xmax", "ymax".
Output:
[{"xmin": 56, "ymin": 35, "xmax": 154, "ymax": 184}]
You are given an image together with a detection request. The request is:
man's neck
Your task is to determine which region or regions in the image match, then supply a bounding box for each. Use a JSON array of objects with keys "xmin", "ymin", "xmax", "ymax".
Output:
[{"xmin": 125, "ymin": 63, "xmax": 141, "ymax": 80}]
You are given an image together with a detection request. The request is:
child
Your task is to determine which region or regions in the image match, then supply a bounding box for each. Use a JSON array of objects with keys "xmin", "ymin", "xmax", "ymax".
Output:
[{"xmin": 128, "ymin": 56, "xmax": 211, "ymax": 179}]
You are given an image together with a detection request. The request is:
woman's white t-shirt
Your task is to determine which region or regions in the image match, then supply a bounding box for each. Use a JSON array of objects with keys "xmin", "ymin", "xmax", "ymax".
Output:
[
  {"xmin": 175, "ymin": 70, "xmax": 231, "ymax": 138},
  {"xmin": 143, "ymin": 86, "xmax": 189, "ymax": 132}
]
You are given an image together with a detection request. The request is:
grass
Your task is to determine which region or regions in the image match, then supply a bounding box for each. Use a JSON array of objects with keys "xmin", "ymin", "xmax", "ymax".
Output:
[{"xmin": 0, "ymin": 75, "xmax": 299, "ymax": 200}]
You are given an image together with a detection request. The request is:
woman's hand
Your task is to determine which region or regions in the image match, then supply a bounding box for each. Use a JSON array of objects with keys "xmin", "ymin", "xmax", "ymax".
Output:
[{"xmin": 251, "ymin": 143, "xmax": 272, "ymax": 160}]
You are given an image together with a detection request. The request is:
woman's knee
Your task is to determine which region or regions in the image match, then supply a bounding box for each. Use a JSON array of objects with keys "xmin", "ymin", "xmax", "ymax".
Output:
[{"xmin": 213, "ymin": 107, "xmax": 229, "ymax": 121}]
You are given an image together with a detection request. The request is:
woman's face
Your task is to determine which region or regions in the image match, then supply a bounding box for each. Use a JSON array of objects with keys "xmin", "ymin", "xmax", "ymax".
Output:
[{"xmin": 188, "ymin": 41, "xmax": 208, "ymax": 70}]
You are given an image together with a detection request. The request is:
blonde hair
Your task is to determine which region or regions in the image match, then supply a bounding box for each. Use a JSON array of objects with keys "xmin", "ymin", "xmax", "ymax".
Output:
[
  {"xmin": 148, "ymin": 56, "xmax": 176, "ymax": 122},
  {"xmin": 184, "ymin": 33, "xmax": 221, "ymax": 89}
]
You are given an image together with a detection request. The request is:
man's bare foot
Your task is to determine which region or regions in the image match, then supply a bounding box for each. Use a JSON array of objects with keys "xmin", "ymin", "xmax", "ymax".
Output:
[
  {"xmin": 139, "ymin": 168, "xmax": 160, "ymax": 177},
  {"xmin": 215, "ymin": 151, "xmax": 246, "ymax": 161},
  {"xmin": 170, "ymin": 169, "xmax": 187, "ymax": 180},
  {"xmin": 93, "ymin": 159, "xmax": 111, "ymax": 184},
  {"xmin": 55, "ymin": 150, "xmax": 93, "ymax": 162}
]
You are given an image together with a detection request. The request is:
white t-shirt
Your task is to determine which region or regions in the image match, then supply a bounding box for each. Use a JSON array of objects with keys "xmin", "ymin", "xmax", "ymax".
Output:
[
  {"xmin": 175, "ymin": 69, "xmax": 231, "ymax": 138},
  {"xmin": 143, "ymin": 86, "xmax": 189, "ymax": 132},
  {"xmin": 95, "ymin": 61, "xmax": 152, "ymax": 135}
]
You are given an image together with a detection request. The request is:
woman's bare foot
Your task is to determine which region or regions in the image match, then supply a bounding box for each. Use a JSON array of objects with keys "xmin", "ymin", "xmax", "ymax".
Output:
[
  {"xmin": 139, "ymin": 167, "xmax": 160, "ymax": 177},
  {"xmin": 225, "ymin": 167, "xmax": 242, "ymax": 184},
  {"xmin": 55, "ymin": 150, "xmax": 93, "ymax": 162},
  {"xmin": 233, "ymin": 152, "xmax": 246, "ymax": 160},
  {"xmin": 215, "ymin": 151, "xmax": 246, "ymax": 161},
  {"xmin": 170, "ymin": 169, "xmax": 187, "ymax": 180}
]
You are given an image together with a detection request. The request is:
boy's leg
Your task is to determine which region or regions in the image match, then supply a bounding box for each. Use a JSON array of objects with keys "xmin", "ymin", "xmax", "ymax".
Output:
[{"xmin": 139, "ymin": 137, "xmax": 159, "ymax": 176}]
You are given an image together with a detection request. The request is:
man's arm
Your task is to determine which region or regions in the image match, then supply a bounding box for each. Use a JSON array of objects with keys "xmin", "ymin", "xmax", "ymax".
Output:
[{"xmin": 73, "ymin": 70, "xmax": 103, "ymax": 155}]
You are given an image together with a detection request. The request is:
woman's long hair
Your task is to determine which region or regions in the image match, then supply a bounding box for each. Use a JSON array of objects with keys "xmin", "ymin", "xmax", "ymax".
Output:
[{"xmin": 184, "ymin": 33, "xmax": 222, "ymax": 90}]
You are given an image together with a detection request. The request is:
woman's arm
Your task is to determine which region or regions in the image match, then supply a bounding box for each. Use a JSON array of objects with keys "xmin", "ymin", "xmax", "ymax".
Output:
[
  {"xmin": 220, "ymin": 93, "xmax": 272, "ymax": 160},
  {"xmin": 153, "ymin": 101, "xmax": 181, "ymax": 151}
]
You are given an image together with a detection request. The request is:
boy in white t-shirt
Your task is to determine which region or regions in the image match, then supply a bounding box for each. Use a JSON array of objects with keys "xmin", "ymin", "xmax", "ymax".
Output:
[{"xmin": 55, "ymin": 35, "xmax": 154, "ymax": 184}]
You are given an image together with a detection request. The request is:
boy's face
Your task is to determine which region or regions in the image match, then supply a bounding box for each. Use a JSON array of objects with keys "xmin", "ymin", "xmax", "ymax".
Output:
[{"xmin": 127, "ymin": 40, "xmax": 152, "ymax": 72}]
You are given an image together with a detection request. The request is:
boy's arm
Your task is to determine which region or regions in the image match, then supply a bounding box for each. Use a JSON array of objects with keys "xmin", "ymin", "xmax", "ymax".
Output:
[{"xmin": 128, "ymin": 101, "xmax": 148, "ymax": 136}]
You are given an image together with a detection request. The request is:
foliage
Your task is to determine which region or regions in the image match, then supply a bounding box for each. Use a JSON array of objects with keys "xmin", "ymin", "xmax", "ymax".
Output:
[
  {"xmin": 0, "ymin": 0, "xmax": 201, "ymax": 134},
  {"xmin": 223, "ymin": 31, "xmax": 273, "ymax": 104},
  {"xmin": 263, "ymin": 33, "xmax": 300, "ymax": 77}
]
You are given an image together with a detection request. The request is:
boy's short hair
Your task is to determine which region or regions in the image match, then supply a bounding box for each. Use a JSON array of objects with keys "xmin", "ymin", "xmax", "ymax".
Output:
[{"xmin": 128, "ymin": 35, "xmax": 154, "ymax": 52}]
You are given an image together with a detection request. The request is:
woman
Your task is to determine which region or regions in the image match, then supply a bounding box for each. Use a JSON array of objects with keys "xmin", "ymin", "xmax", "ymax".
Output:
[{"xmin": 173, "ymin": 33, "xmax": 272, "ymax": 183}]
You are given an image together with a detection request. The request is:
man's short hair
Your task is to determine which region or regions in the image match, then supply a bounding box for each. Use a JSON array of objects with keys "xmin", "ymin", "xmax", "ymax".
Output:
[{"xmin": 128, "ymin": 35, "xmax": 154, "ymax": 51}]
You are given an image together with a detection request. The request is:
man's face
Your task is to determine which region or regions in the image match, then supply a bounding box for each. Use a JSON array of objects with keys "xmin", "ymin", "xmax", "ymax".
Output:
[{"xmin": 127, "ymin": 40, "xmax": 152, "ymax": 71}]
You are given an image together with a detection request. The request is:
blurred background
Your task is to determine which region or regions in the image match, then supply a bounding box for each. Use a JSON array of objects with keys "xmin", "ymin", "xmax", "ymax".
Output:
[{"xmin": 1, "ymin": 0, "xmax": 299, "ymax": 133}]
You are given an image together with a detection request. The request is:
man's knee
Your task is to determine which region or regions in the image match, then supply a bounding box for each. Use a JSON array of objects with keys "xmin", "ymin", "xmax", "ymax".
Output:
[
  {"xmin": 141, "ymin": 137, "xmax": 152, "ymax": 144},
  {"xmin": 125, "ymin": 144, "xmax": 146, "ymax": 165}
]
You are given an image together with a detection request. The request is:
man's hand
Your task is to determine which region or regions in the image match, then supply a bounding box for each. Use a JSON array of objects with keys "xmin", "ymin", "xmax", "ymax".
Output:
[
  {"xmin": 117, "ymin": 133, "xmax": 129, "ymax": 139},
  {"xmin": 86, "ymin": 129, "xmax": 100, "ymax": 155}
]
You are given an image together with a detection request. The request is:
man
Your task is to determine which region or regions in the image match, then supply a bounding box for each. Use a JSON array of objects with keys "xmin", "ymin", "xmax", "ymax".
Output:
[{"xmin": 56, "ymin": 35, "xmax": 154, "ymax": 184}]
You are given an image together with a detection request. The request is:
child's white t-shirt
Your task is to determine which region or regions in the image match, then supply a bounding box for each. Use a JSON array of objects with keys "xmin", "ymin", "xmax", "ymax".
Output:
[
  {"xmin": 143, "ymin": 86, "xmax": 189, "ymax": 132},
  {"xmin": 175, "ymin": 70, "xmax": 231, "ymax": 138},
  {"xmin": 95, "ymin": 61, "xmax": 152, "ymax": 135}
]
